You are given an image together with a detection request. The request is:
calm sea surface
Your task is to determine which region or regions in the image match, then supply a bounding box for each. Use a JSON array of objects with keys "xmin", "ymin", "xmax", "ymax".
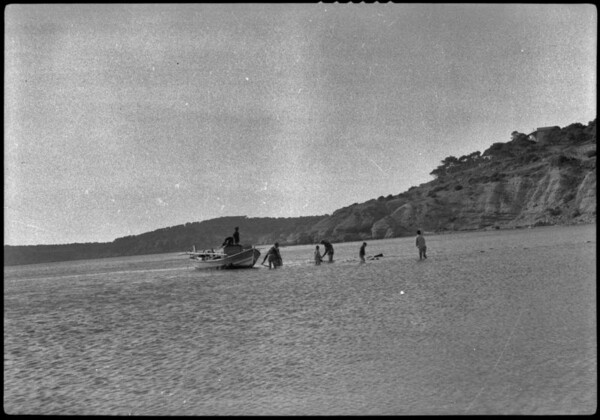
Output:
[{"xmin": 4, "ymin": 225, "xmax": 596, "ymax": 415}]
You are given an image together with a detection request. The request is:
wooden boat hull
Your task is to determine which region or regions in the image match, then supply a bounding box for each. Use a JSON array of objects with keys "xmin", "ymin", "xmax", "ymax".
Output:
[{"xmin": 192, "ymin": 247, "xmax": 260, "ymax": 270}]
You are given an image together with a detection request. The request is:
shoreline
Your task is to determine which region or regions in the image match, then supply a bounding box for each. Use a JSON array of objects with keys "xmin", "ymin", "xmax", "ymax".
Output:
[
  {"xmin": 5, "ymin": 223, "xmax": 595, "ymax": 268},
  {"xmin": 427, "ymin": 220, "xmax": 596, "ymax": 236}
]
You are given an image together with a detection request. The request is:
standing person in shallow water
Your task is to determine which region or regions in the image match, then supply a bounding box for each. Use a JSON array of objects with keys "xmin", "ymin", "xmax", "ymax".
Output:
[
  {"xmin": 262, "ymin": 242, "xmax": 282, "ymax": 269},
  {"xmin": 416, "ymin": 230, "xmax": 427, "ymax": 260},
  {"xmin": 314, "ymin": 245, "xmax": 323, "ymax": 265},
  {"xmin": 233, "ymin": 227, "xmax": 240, "ymax": 245},
  {"xmin": 320, "ymin": 240, "xmax": 334, "ymax": 263},
  {"xmin": 359, "ymin": 242, "xmax": 367, "ymax": 263}
]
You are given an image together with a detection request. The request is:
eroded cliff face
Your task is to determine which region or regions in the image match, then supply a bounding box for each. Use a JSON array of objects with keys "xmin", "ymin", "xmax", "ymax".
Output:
[
  {"xmin": 300, "ymin": 122, "xmax": 596, "ymax": 242},
  {"xmin": 576, "ymin": 171, "xmax": 597, "ymax": 214}
]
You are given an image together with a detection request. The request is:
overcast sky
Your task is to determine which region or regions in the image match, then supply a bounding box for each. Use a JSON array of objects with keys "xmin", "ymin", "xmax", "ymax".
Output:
[{"xmin": 4, "ymin": 3, "xmax": 597, "ymax": 246}]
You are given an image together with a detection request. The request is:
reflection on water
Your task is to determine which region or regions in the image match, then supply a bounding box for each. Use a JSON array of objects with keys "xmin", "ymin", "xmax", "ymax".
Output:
[{"xmin": 4, "ymin": 225, "xmax": 596, "ymax": 415}]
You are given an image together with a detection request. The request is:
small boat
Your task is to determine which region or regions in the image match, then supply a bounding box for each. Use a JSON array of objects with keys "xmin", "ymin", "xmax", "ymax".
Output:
[{"xmin": 186, "ymin": 244, "xmax": 261, "ymax": 270}]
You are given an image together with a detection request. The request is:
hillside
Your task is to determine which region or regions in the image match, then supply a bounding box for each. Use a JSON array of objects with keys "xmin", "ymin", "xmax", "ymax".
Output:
[
  {"xmin": 3, "ymin": 216, "xmax": 325, "ymax": 266},
  {"xmin": 4, "ymin": 119, "xmax": 596, "ymax": 266},
  {"xmin": 308, "ymin": 120, "xmax": 596, "ymax": 241}
]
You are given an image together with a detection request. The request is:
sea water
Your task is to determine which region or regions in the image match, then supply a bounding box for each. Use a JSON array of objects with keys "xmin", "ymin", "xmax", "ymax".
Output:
[{"xmin": 3, "ymin": 225, "xmax": 596, "ymax": 415}]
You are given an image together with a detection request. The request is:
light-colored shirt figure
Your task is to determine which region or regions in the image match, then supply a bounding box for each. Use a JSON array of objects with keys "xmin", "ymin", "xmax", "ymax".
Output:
[
  {"xmin": 314, "ymin": 245, "xmax": 323, "ymax": 265},
  {"xmin": 416, "ymin": 230, "xmax": 427, "ymax": 260}
]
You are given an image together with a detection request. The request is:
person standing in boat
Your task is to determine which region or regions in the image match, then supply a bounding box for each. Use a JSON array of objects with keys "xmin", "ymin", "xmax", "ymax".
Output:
[
  {"xmin": 262, "ymin": 242, "xmax": 282, "ymax": 269},
  {"xmin": 221, "ymin": 236, "xmax": 234, "ymax": 247},
  {"xmin": 320, "ymin": 240, "xmax": 334, "ymax": 263},
  {"xmin": 233, "ymin": 227, "xmax": 240, "ymax": 245},
  {"xmin": 314, "ymin": 245, "xmax": 323, "ymax": 265}
]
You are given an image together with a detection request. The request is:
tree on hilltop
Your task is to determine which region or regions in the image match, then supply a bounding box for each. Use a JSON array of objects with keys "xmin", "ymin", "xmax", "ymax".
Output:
[{"xmin": 430, "ymin": 155, "xmax": 460, "ymax": 179}]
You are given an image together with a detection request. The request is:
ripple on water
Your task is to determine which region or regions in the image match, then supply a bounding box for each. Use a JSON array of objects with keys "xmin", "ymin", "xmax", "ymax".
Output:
[{"xmin": 3, "ymin": 225, "xmax": 596, "ymax": 415}]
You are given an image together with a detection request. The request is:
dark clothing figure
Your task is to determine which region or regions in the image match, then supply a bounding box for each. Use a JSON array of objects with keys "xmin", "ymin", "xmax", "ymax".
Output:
[
  {"xmin": 359, "ymin": 242, "xmax": 367, "ymax": 263},
  {"xmin": 320, "ymin": 240, "xmax": 334, "ymax": 262},
  {"xmin": 416, "ymin": 230, "xmax": 427, "ymax": 260},
  {"xmin": 222, "ymin": 236, "xmax": 234, "ymax": 247},
  {"xmin": 233, "ymin": 227, "xmax": 240, "ymax": 245},
  {"xmin": 262, "ymin": 243, "xmax": 282, "ymax": 269}
]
